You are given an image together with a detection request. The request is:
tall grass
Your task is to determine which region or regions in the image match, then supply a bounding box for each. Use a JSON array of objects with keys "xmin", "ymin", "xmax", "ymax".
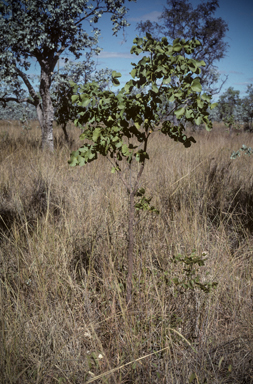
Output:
[{"xmin": 0, "ymin": 121, "xmax": 253, "ymax": 383}]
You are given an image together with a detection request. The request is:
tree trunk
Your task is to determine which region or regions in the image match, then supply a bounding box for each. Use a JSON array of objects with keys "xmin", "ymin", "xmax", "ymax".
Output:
[
  {"xmin": 126, "ymin": 191, "xmax": 135, "ymax": 305},
  {"xmin": 229, "ymin": 123, "xmax": 232, "ymax": 137},
  {"xmin": 39, "ymin": 67, "xmax": 54, "ymax": 151},
  {"xmin": 36, "ymin": 103, "xmax": 44, "ymax": 132}
]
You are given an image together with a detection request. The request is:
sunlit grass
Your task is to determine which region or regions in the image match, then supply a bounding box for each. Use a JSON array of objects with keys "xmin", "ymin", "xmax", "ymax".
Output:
[{"xmin": 0, "ymin": 121, "xmax": 253, "ymax": 383}]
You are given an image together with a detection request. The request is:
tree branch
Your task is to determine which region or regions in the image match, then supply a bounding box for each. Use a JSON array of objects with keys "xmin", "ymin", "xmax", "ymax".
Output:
[
  {"xmin": 0, "ymin": 96, "xmax": 36, "ymax": 107},
  {"xmin": 15, "ymin": 67, "xmax": 40, "ymax": 105},
  {"xmin": 211, "ymin": 74, "xmax": 228, "ymax": 96},
  {"xmin": 75, "ymin": 5, "xmax": 102, "ymax": 26}
]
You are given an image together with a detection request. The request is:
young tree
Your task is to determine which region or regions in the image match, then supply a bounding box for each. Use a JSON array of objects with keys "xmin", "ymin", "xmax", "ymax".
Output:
[
  {"xmin": 69, "ymin": 33, "xmax": 217, "ymax": 304},
  {"xmin": 136, "ymin": 0, "xmax": 229, "ymax": 95},
  {"xmin": 0, "ymin": 0, "xmax": 135, "ymax": 150}
]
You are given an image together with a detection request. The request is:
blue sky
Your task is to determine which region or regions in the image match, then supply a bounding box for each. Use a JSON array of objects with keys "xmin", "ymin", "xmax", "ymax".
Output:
[{"xmin": 82, "ymin": 0, "xmax": 253, "ymax": 101}]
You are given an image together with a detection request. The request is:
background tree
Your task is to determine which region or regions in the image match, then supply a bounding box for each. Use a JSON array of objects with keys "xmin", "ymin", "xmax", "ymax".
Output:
[
  {"xmin": 0, "ymin": 0, "xmax": 135, "ymax": 150},
  {"xmin": 0, "ymin": 79, "xmax": 36, "ymax": 121},
  {"xmin": 216, "ymin": 86, "xmax": 241, "ymax": 133},
  {"xmin": 136, "ymin": 0, "xmax": 229, "ymax": 96},
  {"xmin": 241, "ymin": 84, "xmax": 253, "ymax": 130}
]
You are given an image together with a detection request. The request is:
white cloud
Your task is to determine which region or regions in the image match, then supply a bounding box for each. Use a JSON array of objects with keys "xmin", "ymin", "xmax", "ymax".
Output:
[
  {"xmin": 97, "ymin": 51, "xmax": 133, "ymax": 59},
  {"xmin": 129, "ymin": 11, "xmax": 161, "ymax": 22},
  {"xmin": 229, "ymin": 70, "xmax": 244, "ymax": 75},
  {"xmin": 233, "ymin": 81, "xmax": 251, "ymax": 85}
]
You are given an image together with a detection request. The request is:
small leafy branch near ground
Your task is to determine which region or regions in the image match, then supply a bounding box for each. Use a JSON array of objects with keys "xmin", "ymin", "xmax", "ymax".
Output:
[
  {"xmin": 172, "ymin": 250, "xmax": 218, "ymax": 294},
  {"xmin": 230, "ymin": 144, "xmax": 253, "ymax": 159},
  {"xmin": 69, "ymin": 33, "xmax": 217, "ymax": 304}
]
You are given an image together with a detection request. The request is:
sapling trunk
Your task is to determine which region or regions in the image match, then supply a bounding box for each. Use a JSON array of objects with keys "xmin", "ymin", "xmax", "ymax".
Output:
[
  {"xmin": 62, "ymin": 122, "xmax": 69, "ymax": 143},
  {"xmin": 126, "ymin": 190, "xmax": 135, "ymax": 304}
]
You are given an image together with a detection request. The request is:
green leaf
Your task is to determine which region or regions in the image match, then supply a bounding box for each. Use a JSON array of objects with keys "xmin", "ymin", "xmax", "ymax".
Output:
[
  {"xmin": 112, "ymin": 71, "xmax": 122, "ymax": 78},
  {"xmin": 196, "ymin": 98, "xmax": 204, "ymax": 108},
  {"xmin": 122, "ymin": 144, "xmax": 129, "ymax": 155},
  {"xmin": 194, "ymin": 116, "xmax": 202, "ymax": 125},
  {"xmin": 131, "ymin": 46, "xmax": 142, "ymax": 55},
  {"xmin": 111, "ymin": 167, "xmax": 119, "ymax": 173},
  {"xmin": 92, "ymin": 128, "xmax": 101, "ymax": 142},
  {"xmin": 115, "ymin": 142, "xmax": 122, "ymax": 149},
  {"xmin": 112, "ymin": 78, "xmax": 120, "ymax": 86},
  {"xmin": 130, "ymin": 68, "xmax": 136, "ymax": 78},
  {"xmin": 185, "ymin": 109, "xmax": 194, "ymax": 119},
  {"xmin": 175, "ymin": 107, "xmax": 185, "ymax": 119},
  {"xmin": 152, "ymin": 83, "xmax": 159, "ymax": 93},
  {"xmin": 201, "ymin": 93, "xmax": 211, "ymax": 102},
  {"xmin": 210, "ymin": 102, "xmax": 218, "ymax": 110},
  {"xmin": 136, "ymin": 188, "xmax": 145, "ymax": 197},
  {"xmin": 173, "ymin": 38, "xmax": 181, "ymax": 45},
  {"xmin": 163, "ymin": 77, "xmax": 171, "ymax": 85},
  {"xmin": 188, "ymin": 59, "xmax": 198, "ymax": 71},
  {"xmin": 198, "ymin": 60, "xmax": 206, "ymax": 67},
  {"xmin": 81, "ymin": 97, "xmax": 91, "ymax": 107},
  {"xmin": 71, "ymin": 95, "xmax": 79, "ymax": 103},
  {"xmin": 69, "ymin": 80, "xmax": 76, "ymax": 87},
  {"xmin": 133, "ymin": 37, "xmax": 143, "ymax": 45},
  {"xmin": 124, "ymin": 81, "xmax": 134, "ymax": 93},
  {"xmin": 173, "ymin": 44, "xmax": 182, "ymax": 52},
  {"xmin": 191, "ymin": 78, "xmax": 202, "ymax": 92}
]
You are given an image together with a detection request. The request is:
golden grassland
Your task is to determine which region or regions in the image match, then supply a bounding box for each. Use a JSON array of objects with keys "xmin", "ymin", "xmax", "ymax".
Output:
[{"xmin": 0, "ymin": 120, "xmax": 253, "ymax": 383}]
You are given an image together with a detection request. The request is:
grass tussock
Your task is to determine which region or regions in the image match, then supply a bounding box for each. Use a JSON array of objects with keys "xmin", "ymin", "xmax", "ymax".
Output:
[{"xmin": 0, "ymin": 121, "xmax": 253, "ymax": 384}]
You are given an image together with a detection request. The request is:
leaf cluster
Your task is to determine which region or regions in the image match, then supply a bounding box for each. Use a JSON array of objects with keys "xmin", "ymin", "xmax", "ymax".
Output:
[
  {"xmin": 172, "ymin": 250, "xmax": 218, "ymax": 294},
  {"xmin": 69, "ymin": 33, "xmax": 215, "ymax": 167},
  {"xmin": 135, "ymin": 188, "xmax": 159, "ymax": 213},
  {"xmin": 136, "ymin": 0, "xmax": 229, "ymax": 95},
  {"xmin": 230, "ymin": 144, "xmax": 253, "ymax": 160}
]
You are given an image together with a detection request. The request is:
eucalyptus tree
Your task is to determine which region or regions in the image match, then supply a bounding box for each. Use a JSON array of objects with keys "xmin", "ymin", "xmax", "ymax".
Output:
[
  {"xmin": 69, "ymin": 33, "xmax": 217, "ymax": 303},
  {"xmin": 136, "ymin": 0, "xmax": 229, "ymax": 96},
  {"xmin": 0, "ymin": 0, "xmax": 135, "ymax": 150}
]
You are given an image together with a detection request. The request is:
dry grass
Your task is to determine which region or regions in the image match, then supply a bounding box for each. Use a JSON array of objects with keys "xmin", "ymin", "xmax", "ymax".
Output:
[{"xmin": 0, "ymin": 121, "xmax": 253, "ymax": 384}]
